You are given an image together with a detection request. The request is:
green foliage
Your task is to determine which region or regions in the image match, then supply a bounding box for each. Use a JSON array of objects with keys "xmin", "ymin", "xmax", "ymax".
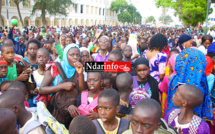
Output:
[
  {"xmin": 146, "ymin": 16, "xmax": 156, "ymax": 23},
  {"xmin": 155, "ymin": 0, "xmax": 212, "ymax": 27},
  {"xmin": 110, "ymin": 0, "xmax": 142, "ymax": 24},
  {"xmin": 159, "ymin": 15, "xmax": 173, "ymax": 24}
]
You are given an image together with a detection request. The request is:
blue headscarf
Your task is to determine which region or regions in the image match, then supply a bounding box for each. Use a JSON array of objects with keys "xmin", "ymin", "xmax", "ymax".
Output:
[
  {"xmin": 166, "ymin": 48, "xmax": 213, "ymax": 121},
  {"xmin": 177, "ymin": 34, "xmax": 192, "ymax": 51},
  {"xmin": 52, "ymin": 44, "xmax": 80, "ymax": 86}
]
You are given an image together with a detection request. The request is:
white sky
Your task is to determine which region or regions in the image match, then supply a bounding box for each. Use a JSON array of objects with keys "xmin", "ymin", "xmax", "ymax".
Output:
[{"xmin": 130, "ymin": 0, "xmax": 182, "ymax": 24}]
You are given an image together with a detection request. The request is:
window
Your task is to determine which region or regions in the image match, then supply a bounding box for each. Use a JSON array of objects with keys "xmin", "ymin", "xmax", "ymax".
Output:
[
  {"xmin": 23, "ymin": 0, "xmax": 31, "ymax": 8},
  {"xmin": 80, "ymin": 5, "xmax": 83, "ymax": 14},
  {"xmin": 95, "ymin": 7, "xmax": 98, "ymax": 15},
  {"xmin": 86, "ymin": 5, "xmax": 89, "ymax": 14},
  {"xmin": 103, "ymin": 8, "xmax": 105, "ymax": 16},
  {"xmin": 91, "ymin": 6, "xmax": 94, "ymax": 14},
  {"xmin": 99, "ymin": 8, "xmax": 101, "ymax": 15},
  {"xmin": 74, "ymin": 4, "xmax": 78, "ymax": 13}
]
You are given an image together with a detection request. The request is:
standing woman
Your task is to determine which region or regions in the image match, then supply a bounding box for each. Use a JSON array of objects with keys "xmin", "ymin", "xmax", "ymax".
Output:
[
  {"xmin": 176, "ymin": 34, "xmax": 193, "ymax": 52},
  {"xmin": 142, "ymin": 33, "xmax": 168, "ymax": 83}
]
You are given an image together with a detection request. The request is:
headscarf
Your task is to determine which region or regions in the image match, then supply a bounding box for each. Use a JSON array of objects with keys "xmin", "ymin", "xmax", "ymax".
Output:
[
  {"xmin": 0, "ymin": 60, "xmax": 7, "ymax": 65},
  {"xmin": 205, "ymin": 56, "xmax": 214, "ymax": 76},
  {"xmin": 168, "ymin": 54, "xmax": 178, "ymax": 75},
  {"xmin": 208, "ymin": 42, "xmax": 215, "ymax": 53},
  {"xmin": 53, "ymin": 44, "xmax": 79, "ymax": 86},
  {"xmin": 177, "ymin": 34, "xmax": 192, "ymax": 51},
  {"xmin": 80, "ymin": 47, "xmax": 90, "ymax": 54},
  {"xmin": 134, "ymin": 57, "xmax": 149, "ymax": 68},
  {"xmin": 166, "ymin": 48, "xmax": 213, "ymax": 121}
]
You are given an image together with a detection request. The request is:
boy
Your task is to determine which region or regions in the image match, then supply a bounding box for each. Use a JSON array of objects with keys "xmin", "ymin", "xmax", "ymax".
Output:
[
  {"xmin": 122, "ymin": 45, "xmax": 134, "ymax": 63},
  {"xmin": 93, "ymin": 88, "xmax": 130, "ymax": 134},
  {"xmin": 165, "ymin": 84, "xmax": 210, "ymax": 134},
  {"xmin": 0, "ymin": 60, "xmax": 8, "ymax": 84},
  {"xmin": 0, "ymin": 80, "xmax": 12, "ymax": 93},
  {"xmin": 123, "ymin": 99, "xmax": 177, "ymax": 134},
  {"xmin": 101, "ymin": 72, "xmax": 113, "ymax": 91},
  {"xmin": 116, "ymin": 73, "xmax": 133, "ymax": 120},
  {"xmin": 1, "ymin": 44, "xmax": 29, "ymax": 81},
  {"xmin": 95, "ymin": 36, "xmax": 110, "ymax": 62},
  {"xmin": 0, "ymin": 108, "xmax": 18, "ymax": 134},
  {"xmin": 69, "ymin": 115, "xmax": 97, "ymax": 134},
  {"xmin": 0, "ymin": 90, "xmax": 46, "ymax": 134}
]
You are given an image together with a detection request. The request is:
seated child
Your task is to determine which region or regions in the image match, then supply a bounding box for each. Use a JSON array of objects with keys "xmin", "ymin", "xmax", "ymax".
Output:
[
  {"xmin": 68, "ymin": 72, "xmax": 102, "ymax": 120},
  {"xmin": 93, "ymin": 88, "xmax": 130, "ymax": 134},
  {"xmin": 1, "ymin": 44, "xmax": 29, "ymax": 81},
  {"xmin": 122, "ymin": 45, "xmax": 134, "ymax": 63},
  {"xmin": 164, "ymin": 84, "xmax": 210, "ymax": 134},
  {"xmin": 101, "ymin": 72, "xmax": 113, "ymax": 91},
  {"xmin": 69, "ymin": 115, "xmax": 97, "ymax": 134},
  {"xmin": 0, "ymin": 80, "xmax": 12, "ymax": 94},
  {"xmin": 0, "ymin": 90, "xmax": 46, "ymax": 134},
  {"xmin": 130, "ymin": 57, "xmax": 159, "ymax": 108},
  {"xmin": 123, "ymin": 99, "xmax": 177, "ymax": 134},
  {"xmin": 116, "ymin": 73, "xmax": 133, "ymax": 120},
  {"xmin": 0, "ymin": 108, "xmax": 18, "ymax": 134},
  {"xmin": 8, "ymin": 81, "xmax": 30, "ymax": 108},
  {"xmin": 0, "ymin": 60, "xmax": 8, "ymax": 84}
]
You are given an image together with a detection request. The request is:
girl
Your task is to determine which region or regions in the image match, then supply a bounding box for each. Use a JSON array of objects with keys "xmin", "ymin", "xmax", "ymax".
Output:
[
  {"xmin": 59, "ymin": 35, "xmax": 66, "ymax": 50},
  {"xmin": 142, "ymin": 33, "xmax": 168, "ymax": 82},
  {"xmin": 129, "ymin": 57, "xmax": 159, "ymax": 108},
  {"xmin": 198, "ymin": 35, "xmax": 213, "ymax": 55},
  {"xmin": 68, "ymin": 72, "xmax": 102, "ymax": 120},
  {"xmin": 19, "ymin": 39, "xmax": 41, "ymax": 68}
]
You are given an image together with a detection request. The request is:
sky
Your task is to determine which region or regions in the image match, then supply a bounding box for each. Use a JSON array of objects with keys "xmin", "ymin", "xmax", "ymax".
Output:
[{"xmin": 130, "ymin": 0, "xmax": 182, "ymax": 25}]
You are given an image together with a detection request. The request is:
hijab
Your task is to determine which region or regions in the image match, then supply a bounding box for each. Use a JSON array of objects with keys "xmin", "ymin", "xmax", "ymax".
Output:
[
  {"xmin": 166, "ymin": 48, "xmax": 213, "ymax": 121},
  {"xmin": 177, "ymin": 34, "xmax": 192, "ymax": 51}
]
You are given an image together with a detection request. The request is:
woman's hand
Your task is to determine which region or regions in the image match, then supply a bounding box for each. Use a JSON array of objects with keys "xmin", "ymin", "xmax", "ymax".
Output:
[
  {"xmin": 61, "ymin": 82, "xmax": 76, "ymax": 91},
  {"xmin": 74, "ymin": 61, "xmax": 83, "ymax": 75},
  {"xmin": 86, "ymin": 111, "xmax": 99, "ymax": 120},
  {"xmin": 68, "ymin": 105, "xmax": 80, "ymax": 118}
]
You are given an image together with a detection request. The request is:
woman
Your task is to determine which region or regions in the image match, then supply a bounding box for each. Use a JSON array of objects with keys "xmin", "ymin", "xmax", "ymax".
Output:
[
  {"xmin": 198, "ymin": 35, "xmax": 213, "ymax": 55},
  {"xmin": 142, "ymin": 33, "xmax": 168, "ymax": 83},
  {"xmin": 177, "ymin": 34, "xmax": 193, "ymax": 52},
  {"xmin": 166, "ymin": 48, "xmax": 213, "ymax": 122}
]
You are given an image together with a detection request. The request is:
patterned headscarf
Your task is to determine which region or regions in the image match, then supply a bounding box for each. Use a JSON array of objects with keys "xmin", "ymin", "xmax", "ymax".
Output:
[{"xmin": 166, "ymin": 48, "xmax": 213, "ymax": 121}]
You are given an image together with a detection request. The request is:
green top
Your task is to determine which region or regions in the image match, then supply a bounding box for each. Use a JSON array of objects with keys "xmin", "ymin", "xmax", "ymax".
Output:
[
  {"xmin": 6, "ymin": 63, "xmax": 17, "ymax": 81},
  {"xmin": 55, "ymin": 43, "xmax": 63, "ymax": 61}
]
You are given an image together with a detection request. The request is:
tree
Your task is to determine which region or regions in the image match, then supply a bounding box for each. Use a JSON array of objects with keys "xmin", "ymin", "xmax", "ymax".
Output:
[
  {"xmin": 155, "ymin": 0, "xmax": 212, "ymax": 27},
  {"xmin": 159, "ymin": 15, "xmax": 173, "ymax": 25},
  {"xmin": 146, "ymin": 16, "xmax": 156, "ymax": 23},
  {"xmin": 110, "ymin": 0, "xmax": 142, "ymax": 24},
  {"xmin": 12, "ymin": 0, "xmax": 29, "ymax": 27},
  {"xmin": 32, "ymin": 0, "xmax": 73, "ymax": 26},
  {"xmin": 0, "ymin": 0, "xmax": 3, "ymax": 26}
]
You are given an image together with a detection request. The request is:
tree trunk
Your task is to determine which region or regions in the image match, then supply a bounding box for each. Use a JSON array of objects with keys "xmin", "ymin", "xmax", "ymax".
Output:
[
  {"xmin": 41, "ymin": 9, "xmax": 46, "ymax": 26},
  {"xmin": 0, "ymin": 0, "xmax": 3, "ymax": 26},
  {"xmin": 16, "ymin": 3, "xmax": 24, "ymax": 27}
]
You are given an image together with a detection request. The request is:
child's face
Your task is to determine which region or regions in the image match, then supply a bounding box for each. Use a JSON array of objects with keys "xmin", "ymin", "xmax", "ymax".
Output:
[
  {"xmin": 123, "ymin": 47, "xmax": 132, "ymax": 58},
  {"xmin": 1, "ymin": 83, "xmax": 11, "ymax": 93},
  {"xmin": 36, "ymin": 50, "xmax": 49, "ymax": 67},
  {"xmin": 27, "ymin": 43, "xmax": 38, "ymax": 58},
  {"xmin": 172, "ymin": 86, "xmax": 184, "ymax": 107},
  {"xmin": 102, "ymin": 79, "xmax": 112, "ymax": 90},
  {"xmin": 0, "ymin": 64, "xmax": 8, "ymax": 78},
  {"xmin": 131, "ymin": 107, "xmax": 160, "ymax": 134},
  {"xmin": 112, "ymin": 45, "xmax": 119, "ymax": 51},
  {"xmin": 61, "ymin": 36, "xmax": 66, "ymax": 46},
  {"xmin": 43, "ymin": 43, "xmax": 52, "ymax": 52},
  {"xmin": 66, "ymin": 37, "xmax": 73, "ymax": 45},
  {"xmin": 67, "ymin": 48, "xmax": 81, "ymax": 67},
  {"xmin": 87, "ymin": 73, "xmax": 102, "ymax": 92},
  {"xmin": 203, "ymin": 40, "xmax": 212, "ymax": 49},
  {"xmin": 135, "ymin": 64, "xmax": 150, "ymax": 81},
  {"xmin": 1, "ymin": 47, "xmax": 15, "ymax": 63},
  {"xmin": 98, "ymin": 97, "xmax": 119, "ymax": 123},
  {"xmin": 81, "ymin": 51, "xmax": 89, "ymax": 65},
  {"xmin": 99, "ymin": 37, "xmax": 110, "ymax": 50}
]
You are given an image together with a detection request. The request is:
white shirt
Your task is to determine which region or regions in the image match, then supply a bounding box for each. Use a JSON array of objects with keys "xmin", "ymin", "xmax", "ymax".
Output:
[
  {"xmin": 198, "ymin": 45, "xmax": 207, "ymax": 55},
  {"xmin": 174, "ymin": 116, "xmax": 190, "ymax": 130},
  {"xmin": 207, "ymin": 30, "xmax": 215, "ymax": 37}
]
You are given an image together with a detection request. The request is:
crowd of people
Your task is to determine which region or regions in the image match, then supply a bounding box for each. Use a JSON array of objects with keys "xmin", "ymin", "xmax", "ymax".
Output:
[{"xmin": 0, "ymin": 24, "xmax": 214, "ymax": 134}]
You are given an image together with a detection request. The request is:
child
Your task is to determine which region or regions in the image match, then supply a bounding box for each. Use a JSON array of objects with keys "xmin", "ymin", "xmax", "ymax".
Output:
[
  {"xmin": 0, "ymin": 60, "xmax": 8, "ymax": 84},
  {"xmin": 112, "ymin": 43, "xmax": 120, "ymax": 51},
  {"xmin": 95, "ymin": 36, "xmax": 110, "ymax": 62},
  {"xmin": 19, "ymin": 39, "xmax": 41, "ymax": 68},
  {"xmin": 198, "ymin": 35, "xmax": 213, "ymax": 55},
  {"xmin": 0, "ymin": 90, "xmax": 46, "ymax": 134},
  {"xmin": 0, "ymin": 80, "xmax": 12, "ymax": 93},
  {"xmin": 68, "ymin": 72, "xmax": 102, "ymax": 120},
  {"xmin": 0, "ymin": 108, "xmax": 18, "ymax": 134},
  {"xmin": 80, "ymin": 47, "xmax": 90, "ymax": 82},
  {"xmin": 7, "ymin": 81, "xmax": 30, "ymax": 108},
  {"xmin": 1, "ymin": 44, "xmax": 29, "ymax": 81},
  {"xmin": 69, "ymin": 115, "xmax": 97, "ymax": 134},
  {"xmin": 129, "ymin": 57, "xmax": 159, "ymax": 108},
  {"xmin": 101, "ymin": 72, "xmax": 113, "ymax": 91},
  {"xmin": 116, "ymin": 73, "xmax": 133, "ymax": 120},
  {"xmin": 165, "ymin": 84, "xmax": 210, "ymax": 134},
  {"xmin": 93, "ymin": 88, "xmax": 130, "ymax": 134},
  {"xmin": 123, "ymin": 99, "xmax": 177, "ymax": 134},
  {"xmin": 122, "ymin": 45, "xmax": 134, "ymax": 63}
]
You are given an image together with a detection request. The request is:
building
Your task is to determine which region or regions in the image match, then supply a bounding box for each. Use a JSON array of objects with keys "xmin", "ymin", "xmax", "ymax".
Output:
[{"xmin": 1, "ymin": 0, "xmax": 119, "ymax": 27}]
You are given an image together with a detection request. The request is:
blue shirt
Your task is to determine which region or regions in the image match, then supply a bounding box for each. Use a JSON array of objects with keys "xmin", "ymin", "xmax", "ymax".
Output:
[{"xmin": 8, "ymin": 30, "xmax": 26, "ymax": 57}]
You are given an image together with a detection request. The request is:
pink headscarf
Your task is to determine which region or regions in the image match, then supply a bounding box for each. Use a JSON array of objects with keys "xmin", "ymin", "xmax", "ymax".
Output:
[{"xmin": 169, "ymin": 54, "xmax": 178, "ymax": 75}]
